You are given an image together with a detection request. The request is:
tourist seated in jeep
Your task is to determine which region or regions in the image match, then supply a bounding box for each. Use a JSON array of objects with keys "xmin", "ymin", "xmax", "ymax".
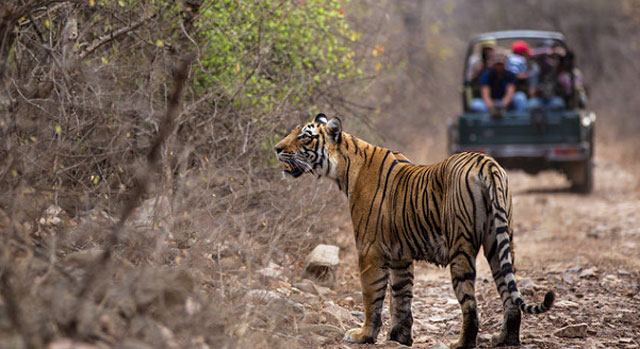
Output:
[
  {"xmin": 557, "ymin": 50, "xmax": 587, "ymax": 109},
  {"xmin": 466, "ymin": 37, "xmax": 496, "ymax": 82},
  {"xmin": 470, "ymin": 50, "xmax": 527, "ymax": 116},
  {"xmin": 528, "ymin": 40, "xmax": 565, "ymax": 110},
  {"xmin": 507, "ymin": 40, "xmax": 536, "ymax": 94}
]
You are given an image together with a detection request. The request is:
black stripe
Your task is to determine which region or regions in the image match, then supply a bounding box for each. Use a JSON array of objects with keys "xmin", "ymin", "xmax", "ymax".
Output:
[
  {"xmin": 391, "ymin": 279, "xmax": 413, "ymax": 292},
  {"xmin": 459, "ymin": 294, "xmax": 475, "ymax": 305},
  {"xmin": 371, "ymin": 274, "xmax": 388, "ymax": 286},
  {"xmin": 507, "ymin": 280, "xmax": 518, "ymax": 292},
  {"xmin": 500, "ymin": 247, "xmax": 511, "ymax": 261},
  {"xmin": 372, "ymin": 295, "xmax": 386, "ymax": 305},
  {"xmin": 486, "ymin": 239, "xmax": 497, "ymax": 262}
]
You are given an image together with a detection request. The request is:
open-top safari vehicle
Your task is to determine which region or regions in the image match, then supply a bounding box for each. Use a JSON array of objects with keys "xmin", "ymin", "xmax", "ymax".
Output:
[{"xmin": 447, "ymin": 30, "xmax": 596, "ymax": 193}]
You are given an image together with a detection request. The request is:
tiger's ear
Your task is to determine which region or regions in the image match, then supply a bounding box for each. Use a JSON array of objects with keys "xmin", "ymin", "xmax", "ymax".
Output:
[
  {"xmin": 314, "ymin": 113, "xmax": 328, "ymax": 125},
  {"xmin": 327, "ymin": 117, "xmax": 342, "ymax": 143}
]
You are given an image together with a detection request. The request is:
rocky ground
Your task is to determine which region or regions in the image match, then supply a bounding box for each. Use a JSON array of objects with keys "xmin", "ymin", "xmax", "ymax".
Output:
[
  {"xmin": 269, "ymin": 147, "xmax": 640, "ymax": 349},
  {"xmin": 7, "ymin": 146, "xmax": 639, "ymax": 349}
]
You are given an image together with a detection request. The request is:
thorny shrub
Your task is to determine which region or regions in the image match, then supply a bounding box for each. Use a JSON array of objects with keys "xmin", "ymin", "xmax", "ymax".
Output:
[{"xmin": 0, "ymin": 0, "xmax": 371, "ymax": 347}]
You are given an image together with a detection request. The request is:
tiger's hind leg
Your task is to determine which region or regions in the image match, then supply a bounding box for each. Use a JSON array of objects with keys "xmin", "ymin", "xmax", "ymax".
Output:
[
  {"xmin": 483, "ymin": 229, "xmax": 521, "ymax": 347},
  {"xmin": 387, "ymin": 261, "xmax": 414, "ymax": 346},
  {"xmin": 449, "ymin": 247, "xmax": 479, "ymax": 349}
]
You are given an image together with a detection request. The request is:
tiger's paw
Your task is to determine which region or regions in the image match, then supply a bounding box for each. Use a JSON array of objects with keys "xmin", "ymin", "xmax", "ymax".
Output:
[
  {"xmin": 388, "ymin": 325, "xmax": 413, "ymax": 346},
  {"xmin": 449, "ymin": 339, "xmax": 476, "ymax": 349},
  {"xmin": 344, "ymin": 328, "xmax": 375, "ymax": 344},
  {"xmin": 491, "ymin": 332, "xmax": 519, "ymax": 347}
]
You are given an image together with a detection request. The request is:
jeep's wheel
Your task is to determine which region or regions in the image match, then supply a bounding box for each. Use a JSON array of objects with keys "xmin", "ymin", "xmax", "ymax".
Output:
[{"xmin": 570, "ymin": 159, "xmax": 594, "ymax": 194}]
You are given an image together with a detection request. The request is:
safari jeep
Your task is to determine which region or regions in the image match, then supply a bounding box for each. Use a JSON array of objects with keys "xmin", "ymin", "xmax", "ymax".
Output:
[{"xmin": 448, "ymin": 30, "xmax": 595, "ymax": 193}]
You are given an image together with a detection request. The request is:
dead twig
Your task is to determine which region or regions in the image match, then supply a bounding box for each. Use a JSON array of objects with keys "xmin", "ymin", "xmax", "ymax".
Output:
[
  {"xmin": 78, "ymin": 14, "xmax": 155, "ymax": 60},
  {"xmin": 67, "ymin": 54, "xmax": 193, "ymax": 337}
]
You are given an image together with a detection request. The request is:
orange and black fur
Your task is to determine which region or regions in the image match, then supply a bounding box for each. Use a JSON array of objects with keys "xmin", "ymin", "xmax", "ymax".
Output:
[{"xmin": 275, "ymin": 114, "xmax": 555, "ymax": 348}]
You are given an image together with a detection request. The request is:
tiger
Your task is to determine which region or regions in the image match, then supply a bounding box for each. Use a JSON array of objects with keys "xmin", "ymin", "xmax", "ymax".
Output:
[{"xmin": 274, "ymin": 114, "xmax": 555, "ymax": 348}]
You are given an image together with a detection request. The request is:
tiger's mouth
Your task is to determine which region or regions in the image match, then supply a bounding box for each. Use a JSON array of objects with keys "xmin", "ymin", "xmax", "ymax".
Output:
[
  {"xmin": 281, "ymin": 161, "xmax": 304, "ymax": 178},
  {"xmin": 277, "ymin": 153, "xmax": 309, "ymax": 178}
]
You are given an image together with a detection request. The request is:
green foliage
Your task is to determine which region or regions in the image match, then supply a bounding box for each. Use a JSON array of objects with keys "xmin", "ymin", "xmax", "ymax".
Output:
[{"xmin": 195, "ymin": 0, "xmax": 359, "ymax": 111}]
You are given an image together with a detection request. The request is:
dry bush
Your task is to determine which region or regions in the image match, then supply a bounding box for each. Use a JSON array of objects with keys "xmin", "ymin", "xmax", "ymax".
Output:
[{"xmin": 0, "ymin": 1, "xmax": 363, "ymax": 347}]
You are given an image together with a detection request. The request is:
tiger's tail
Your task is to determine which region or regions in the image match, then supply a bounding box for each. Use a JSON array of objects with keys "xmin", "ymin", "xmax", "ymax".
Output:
[{"xmin": 488, "ymin": 164, "xmax": 555, "ymax": 314}]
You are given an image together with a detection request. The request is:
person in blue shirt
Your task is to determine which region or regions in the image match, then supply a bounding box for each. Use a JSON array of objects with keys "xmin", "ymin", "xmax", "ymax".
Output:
[{"xmin": 470, "ymin": 50, "xmax": 527, "ymax": 116}]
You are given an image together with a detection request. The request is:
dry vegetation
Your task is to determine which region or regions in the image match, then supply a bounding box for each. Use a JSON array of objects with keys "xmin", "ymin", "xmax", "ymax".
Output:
[{"xmin": 1, "ymin": 1, "xmax": 639, "ymax": 348}]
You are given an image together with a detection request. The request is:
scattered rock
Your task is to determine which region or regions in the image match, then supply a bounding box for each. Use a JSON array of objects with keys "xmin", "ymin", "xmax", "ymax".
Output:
[
  {"xmin": 583, "ymin": 338, "xmax": 603, "ymax": 349},
  {"xmin": 477, "ymin": 333, "xmax": 492, "ymax": 343},
  {"xmin": 257, "ymin": 262, "xmax": 285, "ymax": 279},
  {"xmin": 428, "ymin": 315, "xmax": 447, "ymax": 322},
  {"xmin": 323, "ymin": 301, "xmax": 353, "ymax": 328},
  {"xmin": 304, "ymin": 244, "xmax": 340, "ymax": 286},
  {"xmin": 554, "ymin": 323, "xmax": 588, "ymax": 338},
  {"xmin": 246, "ymin": 289, "xmax": 304, "ymax": 315},
  {"xmin": 350, "ymin": 310, "xmax": 364, "ymax": 321},
  {"xmin": 579, "ymin": 266, "xmax": 598, "ymax": 278},
  {"xmin": 566, "ymin": 266, "xmax": 582, "ymax": 273},
  {"xmin": 293, "ymin": 279, "xmax": 317, "ymax": 294},
  {"xmin": 428, "ymin": 342, "xmax": 449, "ymax": 349},
  {"xmin": 561, "ymin": 272, "xmax": 577, "ymax": 284},
  {"xmin": 518, "ymin": 278, "xmax": 538, "ymax": 296},
  {"xmin": 300, "ymin": 324, "xmax": 343, "ymax": 337},
  {"xmin": 617, "ymin": 269, "xmax": 630, "ymax": 276},
  {"xmin": 555, "ymin": 299, "xmax": 580, "ymax": 309}
]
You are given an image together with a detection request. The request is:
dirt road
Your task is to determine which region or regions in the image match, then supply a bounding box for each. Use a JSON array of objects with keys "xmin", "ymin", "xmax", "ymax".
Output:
[{"xmin": 317, "ymin": 148, "xmax": 640, "ymax": 349}]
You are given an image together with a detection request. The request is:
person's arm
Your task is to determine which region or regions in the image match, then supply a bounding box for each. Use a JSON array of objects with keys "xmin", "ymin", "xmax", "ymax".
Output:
[
  {"xmin": 481, "ymin": 85, "xmax": 493, "ymax": 110},
  {"xmin": 501, "ymin": 83, "xmax": 516, "ymax": 106}
]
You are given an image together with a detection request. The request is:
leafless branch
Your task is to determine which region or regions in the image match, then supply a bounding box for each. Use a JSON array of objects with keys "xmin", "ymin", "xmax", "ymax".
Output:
[{"xmin": 78, "ymin": 14, "xmax": 155, "ymax": 60}]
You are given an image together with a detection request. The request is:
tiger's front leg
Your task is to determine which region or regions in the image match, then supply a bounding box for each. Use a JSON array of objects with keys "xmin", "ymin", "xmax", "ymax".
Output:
[{"xmin": 344, "ymin": 253, "xmax": 389, "ymax": 344}]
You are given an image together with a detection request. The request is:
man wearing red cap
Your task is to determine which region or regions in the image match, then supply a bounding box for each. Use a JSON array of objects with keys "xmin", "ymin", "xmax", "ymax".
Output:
[{"xmin": 507, "ymin": 40, "xmax": 534, "ymax": 95}]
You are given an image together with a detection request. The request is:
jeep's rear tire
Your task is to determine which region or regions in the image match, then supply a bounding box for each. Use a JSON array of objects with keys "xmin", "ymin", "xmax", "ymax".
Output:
[{"xmin": 570, "ymin": 159, "xmax": 593, "ymax": 194}]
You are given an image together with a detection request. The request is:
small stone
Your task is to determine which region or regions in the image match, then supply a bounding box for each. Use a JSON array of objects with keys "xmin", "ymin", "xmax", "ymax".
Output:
[
  {"xmin": 617, "ymin": 269, "xmax": 630, "ymax": 276},
  {"xmin": 350, "ymin": 310, "xmax": 364, "ymax": 321},
  {"xmin": 428, "ymin": 343, "xmax": 449, "ymax": 349},
  {"xmin": 579, "ymin": 266, "xmax": 598, "ymax": 279},
  {"xmin": 293, "ymin": 279, "xmax": 317, "ymax": 294},
  {"xmin": 304, "ymin": 244, "xmax": 340, "ymax": 286},
  {"xmin": 477, "ymin": 333, "xmax": 492, "ymax": 343},
  {"xmin": 256, "ymin": 265, "xmax": 284, "ymax": 279},
  {"xmin": 566, "ymin": 266, "xmax": 582, "ymax": 273},
  {"xmin": 554, "ymin": 323, "xmax": 588, "ymax": 338},
  {"xmin": 428, "ymin": 315, "xmax": 447, "ymax": 322},
  {"xmin": 323, "ymin": 301, "xmax": 353, "ymax": 327},
  {"xmin": 555, "ymin": 300, "xmax": 580, "ymax": 309},
  {"xmin": 620, "ymin": 338, "xmax": 633, "ymax": 343},
  {"xmin": 562, "ymin": 273, "xmax": 577, "ymax": 284}
]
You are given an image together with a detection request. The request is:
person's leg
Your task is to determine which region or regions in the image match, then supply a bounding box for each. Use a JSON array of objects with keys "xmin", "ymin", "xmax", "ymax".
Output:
[
  {"xmin": 470, "ymin": 98, "xmax": 489, "ymax": 112},
  {"xmin": 549, "ymin": 96, "xmax": 565, "ymax": 110},
  {"xmin": 510, "ymin": 91, "xmax": 527, "ymax": 112},
  {"xmin": 527, "ymin": 97, "xmax": 542, "ymax": 110}
]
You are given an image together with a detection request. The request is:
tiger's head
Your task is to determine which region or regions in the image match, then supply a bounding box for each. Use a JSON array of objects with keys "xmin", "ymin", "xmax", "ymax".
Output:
[{"xmin": 274, "ymin": 113, "xmax": 342, "ymax": 179}]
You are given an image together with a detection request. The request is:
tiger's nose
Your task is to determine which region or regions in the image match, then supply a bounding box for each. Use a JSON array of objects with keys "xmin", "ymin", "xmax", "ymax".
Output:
[{"xmin": 274, "ymin": 145, "xmax": 283, "ymax": 154}]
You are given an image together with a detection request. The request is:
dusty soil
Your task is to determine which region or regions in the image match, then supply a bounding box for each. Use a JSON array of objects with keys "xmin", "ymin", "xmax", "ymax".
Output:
[{"xmin": 304, "ymin": 146, "xmax": 640, "ymax": 349}]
